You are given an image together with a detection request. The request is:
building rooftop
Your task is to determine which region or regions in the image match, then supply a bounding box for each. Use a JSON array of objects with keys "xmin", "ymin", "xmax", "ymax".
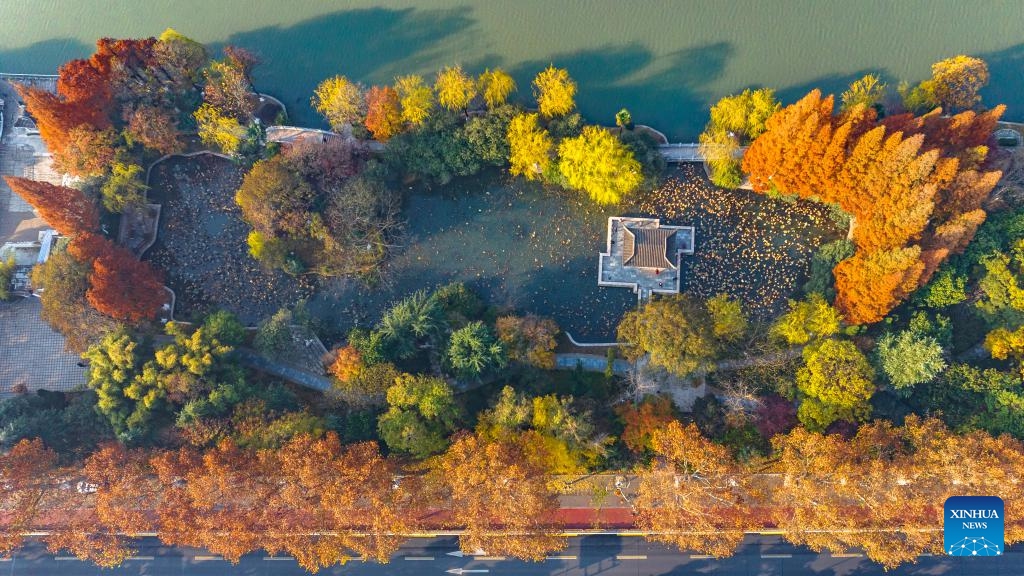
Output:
[
  {"xmin": 598, "ymin": 217, "xmax": 695, "ymax": 301},
  {"xmin": 623, "ymin": 225, "xmax": 678, "ymax": 269}
]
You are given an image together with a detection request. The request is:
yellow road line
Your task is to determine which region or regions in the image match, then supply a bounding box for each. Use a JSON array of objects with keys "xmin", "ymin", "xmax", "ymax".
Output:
[
  {"xmin": 758, "ymin": 530, "xmax": 786, "ymax": 535},
  {"xmin": 194, "ymin": 556, "xmax": 224, "ymax": 561},
  {"xmin": 545, "ymin": 555, "xmax": 578, "ymax": 560},
  {"xmin": 477, "ymin": 556, "xmax": 507, "ymax": 561},
  {"xmin": 616, "ymin": 555, "xmax": 648, "ymax": 560},
  {"xmin": 690, "ymin": 554, "xmax": 715, "ymax": 559},
  {"xmin": 404, "ymin": 556, "xmax": 435, "ymax": 561},
  {"xmin": 127, "ymin": 556, "xmax": 155, "ymax": 560},
  {"xmin": 831, "ymin": 553, "xmax": 864, "ymax": 558}
]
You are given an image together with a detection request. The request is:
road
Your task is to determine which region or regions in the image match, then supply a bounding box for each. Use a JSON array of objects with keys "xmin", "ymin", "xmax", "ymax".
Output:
[{"xmin": 3, "ymin": 535, "xmax": 1022, "ymax": 575}]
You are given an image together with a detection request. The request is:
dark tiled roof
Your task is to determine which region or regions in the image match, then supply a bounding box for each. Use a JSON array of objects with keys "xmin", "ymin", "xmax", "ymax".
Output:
[{"xmin": 623, "ymin": 226, "xmax": 677, "ymax": 269}]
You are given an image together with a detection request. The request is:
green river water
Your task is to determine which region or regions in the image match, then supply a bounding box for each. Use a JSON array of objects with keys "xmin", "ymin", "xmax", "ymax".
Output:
[{"xmin": 0, "ymin": 0, "xmax": 1021, "ymax": 139}]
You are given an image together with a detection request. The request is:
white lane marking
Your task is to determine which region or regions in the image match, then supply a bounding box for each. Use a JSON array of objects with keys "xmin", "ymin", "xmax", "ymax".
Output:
[
  {"xmin": 264, "ymin": 556, "xmax": 294, "ymax": 560},
  {"xmin": 762, "ymin": 553, "xmax": 793, "ymax": 559},
  {"xmin": 404, "ymin": 556, "xmax": 435, "ymax": 560},
  {"xmin": 194, "ymin": 555, "xmax": 224, "ymax": 561},
  {"xmin": 616, "ymin": 555, "xmax": 648, "ymax": 560},
  {"xmin": 831, "ymin": 553, "xmax": 864, "ymax": 558},
  {"xmin": 127, "ymin": 556, "xmax": 155, "ymax": 560},
  {"xmin": 545, "ymin": 555, "xmax": 577, "ymax": 560},
  {"xmin": 55, "ymin": 557, "xmax": 80, "ymax": 561},
  {"xmin": 476, "ymin": 556, "xmax": 507, "ymax": 561},
  {"xmin": 690, "ymin": 554, "xmax": 715, "ymax": 559}
]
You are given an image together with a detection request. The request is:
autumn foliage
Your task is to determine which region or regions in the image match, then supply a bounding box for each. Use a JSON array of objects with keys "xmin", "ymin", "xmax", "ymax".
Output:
[
  {"xmin": 364, "ymin": 86, "xmax": 403, "ymax": 141},
  {"xmin": 70, "ymin": 234, "xmax": 165, "ymax": 322},
  {"xmin": 3, "ymin": 176, "xmax": 99, "ymax": 237},
  {"xmin": 742, "ymin": 90, "xmax": 1003, "ymax": 323}
]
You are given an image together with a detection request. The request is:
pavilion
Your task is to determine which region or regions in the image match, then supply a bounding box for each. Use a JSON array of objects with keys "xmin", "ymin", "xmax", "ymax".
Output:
[{"xmin": 597, "ymin": 217, "xmax": 694, "ymax": 301}]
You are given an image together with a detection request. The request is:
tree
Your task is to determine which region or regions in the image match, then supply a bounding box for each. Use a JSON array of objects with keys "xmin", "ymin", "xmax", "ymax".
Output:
[
  {"xmin": 235, "ymin": 156, "xmax": 315, "ymax": 238},
  {"xmin": 0, "ymin": 257, "xmax": 15, "ymax": 301},
  {"xmin": 4, "ymin": 177, "xmax": 99, "ymax": 237},
  {"xmin": 617, "ymin": 294, "xmax": 717, "ymax": 377},
  {"xmin": 432, "ymin": 432, "xmax": 567, "ymax": 560},
  {"xmin": 376, "ymin": 289, "xmax": 444, "ymax": 361},
  {"xmin": 203, "ymin": 59, "xmax": 254, "ymax": 121},
  {"xmin": 84, "ymin": 331, "xmax": 160, "ymax": 443},
  {"xmin": 558, "ymin": 126, "xmax": 642, "ymax": 205},
  {"xmin": 495, "ymin": 315, "xmax": 559, "ymax": 369},
  {"xmin": 706, "ymin": 294, "xmax": 747, "ymax": 342},
  {"xmin": 875, "ymin": 330, "xmax": 946, "ymax": 390},
  {"xmin": 100, "ymin": 162, "xmax": 147, "ymax": 213},
  {"xmin": 71, "ymin": 234, "xmax": 165, "ymax": 322},
  {"xmin": 377, "ymin": 374, "xmax": 459, "ymax": 458},
  {"xmin": 364, "ymin": 86, "xmax": 403, "ymax": 141},
  {"xmin": 153, "ymin": 28, "xmax": 208, "ymax": 86},
  {"xmin": 929, "ymin": 55, "xmax": 989, "ymax": 112},
  {"xmin": 840, "ymin": 74, "xmax": 886, "ymax": 113},
  {"xmin": 770, "ymin": 294, "xmax": 842, "ymax": 345},
  {"xmin": 804, "ymin": 239, "xmax": 855, "ymax": 299},
  {"xmin": 253, "ymin": 308, "xmax": 293, "ymax": 358},
  {"xmin": 616, "ymin": 395, "xmax": 675, "ymax": 454},
  {"xmin": 18, "ymin": 86, "xmax": 107, "ymax": 158},
  {"xmin": 699, "ymin": 130, "xmax": 742, "ymax": 188},
  {"xmin": 328, "ymin": 345, "xmax": 364, "ymax": 384},
  {"xmin": 394, "ymin": 74, "xmax": 434, "ymax": 126},
  {"xmin": 194, "ymin": 103, "xmax": 246, "ymax": 154},
  {"xmin": 0, "ymin": 439, "xmax": 61, "ymax": 556},
  {"xmin": 123, "ymin": 104, "xmax": 184, "ymax": 154},
  {"xmin": 615, "ymin": 108, "xmax": 633, "ymax": 130},
  {"xmin": 447, "ymin": 321, "xmax": 506, "ymax": 379},
  {"xmin": 507, "ymin": 112, "xmax": 553, "ymax": 180},
  {"xmin": 434, "ymin": 65, "xmax": 476, "ymax": 112},
  {"xmin": 754, "ymin": 395, "xmax": 798, "ymax": 439},
  {"xmin": 312, "ymin": 75, "xmax": 364, "ymax": 131},
  {"xmin": 796, "ymin": 339, "xmax": 875, "ymax": 430},
  {"xmin": 706, "ymin": 88, "xmax": 780, "ymax": 142},
  {"xmin": 478, "ymin": 68, "xmax": 516, "ymax": 109},
  {"xmin": 53, "ymin": 126, "xmax": 117, "ymax": 177},
  {"xmin": 635, "ymin": 421, "xmax": 756, "ymax": 556},
  {"xmin": 31, "ymin": 250, "xmax": 118, "ymax": 352},
  {"xmin": 533, "ymin": 65, "xmax": 576, "ymax": 118}
]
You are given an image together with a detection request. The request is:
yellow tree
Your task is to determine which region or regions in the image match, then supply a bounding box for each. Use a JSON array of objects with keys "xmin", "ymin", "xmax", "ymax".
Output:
[
  {"xmin": 557, "ymin": 126, "xmax": 642, "ymax": 205},
  {"xmin": 478, "ymin": 68, "xmax": 516, "ymax": 109},
  {"xmin": 435, "ymin": 65, "xmax": 477, "ymax": 112},
  {"xmin": 312, "ymin": 75, "xmax": 364, "ymax": 130},
  {"xmin": 432, "ymin": 432, "xmax": 567, "ymax": 560},
  {"xmin": 507, "ymin": 113, "xmax": 553, "ymax": 180},
  {"xmin": 194, "ymin": 103, "xmax": 246, "ymax": 155},
  {"xmin": 635, "ymin": 421, "xmax": 757, "ymax": 557},
  {"xmin": 533, "ymin": 65, "xmax": 576, "ymax": 118},
  {"xmin": 0, "ymin": 439, "xmax": 58, "ymax": 555},
  {"xmin": 395, "ymin": 74, "xmax": 434, "ymax": 126},
  {"xmin": 840, "ymin": 74, "xmax": 886, "ymax": 112},
  {"xmin": 929, "ymin": 55, "xmax": 989, "ymax": 112}
]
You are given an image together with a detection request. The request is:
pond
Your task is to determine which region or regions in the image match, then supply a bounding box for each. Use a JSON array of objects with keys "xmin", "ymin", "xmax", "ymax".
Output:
[{"xmin": 1, "ymin": 1, "xmax": 1021, "ymax": 139}]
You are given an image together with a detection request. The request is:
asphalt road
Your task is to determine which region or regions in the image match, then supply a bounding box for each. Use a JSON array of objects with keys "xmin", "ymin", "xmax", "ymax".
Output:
[{"xmin": 3, "ymin": 535, "xmax": 1022, "ymax": 575}]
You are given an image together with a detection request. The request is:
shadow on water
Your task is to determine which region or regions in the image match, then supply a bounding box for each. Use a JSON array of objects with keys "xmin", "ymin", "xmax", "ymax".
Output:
[
  {"xmin": 982, "ymin": 42, "xmax": 1024, "ymax": 119},
  {"xmin": 508, "ymin": 41, "xmax": 734, "ymax": 139},
  {"xmin": 0, "ymin": 38, "xmax": 92, "ymax": 73},
  {"xmin": 211, "ymin": 6, "xmax": 479, "ymax": 126}
]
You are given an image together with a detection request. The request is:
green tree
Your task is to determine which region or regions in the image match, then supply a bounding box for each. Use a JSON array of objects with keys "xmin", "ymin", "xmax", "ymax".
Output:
[
  {"xmin": 377, "ymin": 374, "xmax": 459, "ymax": 457},
  {"xmin": 533, "ymin": 65, "xmax": 577, "ymax": 118},
  {"xmin": 463, "ymin": 104, "xmax": 516, "ymax": 165},
  {"xmin": 920, "ymin": 268, "xmax": 968, "ymax": 308},
  {"xmin": 558, "ymin": 126, "xmax": 642, "ymax": 205},
  {"xmin": 706, "ymin": 294, "xmax": 747, "ymax": 342},
  {"xmin": 699, "ymin": 130, "xmax": 742, "ymax": 189},
  {"xmin": 507, "ymin": 112, "xmax": 553, "ymax": 180},
  {"xmin": 617, "ymin": 294, "xmax": 717, "ymax": 377},
  {"xmin": 976, "ymin": 252, "xmax": 1024, "ymax": 328},
  {"xmin": 312, "ymin": 75, "xmax": 364, "ymax": 131},
  {"xmin": 395, "ymin": 74, "xmax": 434, "ymax": 126},
  {"xmin": 796, "ymin": 339, "xmax": 875, "ymax": 430},
  {"xmin": 705, "ymin": 88, "xmax": 780, "ymax": 142},
  {"xmin": 84, "ymin": 331, "xmax": 162, "ymax": 443},
  {"xmin": 804, "ymin": 239, "xmax": 855, "ymax": 300},
  {"xmin": 254, "ymin": 308, "xmax": 293, "ymax": 358},
  {"xmin": 840, "ymin": 74, "xmax": 886, "ymax": 113},
  {"xmin": 0, "ymin": 257, "xmax": 15, "ymax": 301},
  {"xmin": 898, "ymin": 80, "xmax": 937, "ymax": 115},
  {"xmin": 447, "ymin": 321, "xmax": 507, "ymax": 379},
  {"xmin": 100, "ymin": 162, "xmax": 147, "ymax": 213},
  {"xmin": 771, "ymin": 294, "xmax": 843, "ymax": 345},
  {"xmin": 875, "ymin": 330, "xmax": 947, "ymax": 391},
  {"xmin": 615, "ymin": 108, "xmax": 633, "ymax": 130},
  {"xmin": 377, "ymin": 289, "xmax": 445, "ymax": 361},
  {"xmin": 478, "ymin": 68, "xmax": 516, "ymax": 109},
  {"xmin": 435, "ymin": 65, "xmax": 477, "ymax": 112}
]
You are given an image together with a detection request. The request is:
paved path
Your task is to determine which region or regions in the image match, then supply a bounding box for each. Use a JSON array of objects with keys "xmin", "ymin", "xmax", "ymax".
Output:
[
  {"xmin": 554, "ymin": 353, "xmax": 632, "ymax": 375},
  {"xmin": 658, "ymin": 142, "xmax": 748, "ymax": 163},
  {"xmin": 7, "ymin": 535, "xmax": 1020, "ymax": 575},
  {"xmin": 231, "ymin": 348, "xmax": 333, "ymax": 392}
]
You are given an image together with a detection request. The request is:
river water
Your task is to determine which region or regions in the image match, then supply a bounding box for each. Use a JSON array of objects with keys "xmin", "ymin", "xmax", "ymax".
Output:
[{"xmin": 0, "ymin": 0, "xmax": 1021, "ymax": 139}]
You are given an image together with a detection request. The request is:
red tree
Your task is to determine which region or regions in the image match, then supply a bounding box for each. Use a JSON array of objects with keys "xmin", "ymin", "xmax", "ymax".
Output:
[
  {"xmin": 70, "ymin": 234, "xmax": 165, "ymax": 322},
  {"xmin": 364, "ymin": 86, "xmax": 402, "ymax": 141},
  {"xmin": 3, "ymin": 176, "xmax": 99, "ymax": 237}
]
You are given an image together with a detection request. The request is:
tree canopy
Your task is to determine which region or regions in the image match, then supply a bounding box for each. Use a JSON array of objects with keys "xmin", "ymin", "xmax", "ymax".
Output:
[{"xmin": 557, "ymin": 126, "xmax": 642, "ymax": 205}]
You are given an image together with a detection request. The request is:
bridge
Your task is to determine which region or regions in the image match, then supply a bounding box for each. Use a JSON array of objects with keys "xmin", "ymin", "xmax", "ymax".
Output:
[{"xmin": 657, "ymin": 143, "xmax": 748, "ymax": 163}]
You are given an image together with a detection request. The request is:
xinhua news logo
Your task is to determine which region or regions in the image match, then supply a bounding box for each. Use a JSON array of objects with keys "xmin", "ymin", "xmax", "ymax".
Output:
[{"xmin": 944, "ymin": 496, "xmax": 1004, "ymax": 557}]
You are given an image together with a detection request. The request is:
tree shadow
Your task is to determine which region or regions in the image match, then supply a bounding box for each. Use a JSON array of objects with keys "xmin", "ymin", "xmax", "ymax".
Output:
[
  {"xmin": 981, "ymin": 42, "xmax": 1024, "ymax": 119},
  {"xmin": 0, "ymin": 37, "xmax": 92, "ymax": 74},
  {"xmin": 509, "ymin": 41, "xmax": 734, "ymax": 139},
  {"xmin": 212, "ymin": 6, "xmax": 480, "ymax": 126}
]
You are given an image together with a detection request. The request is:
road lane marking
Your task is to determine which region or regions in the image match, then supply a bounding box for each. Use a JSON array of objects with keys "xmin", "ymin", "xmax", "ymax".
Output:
[
  {"xmin": 759, "ymin": 530, "xmax": 785, "ymax": 535},
  {"xmin": 919, "ymin": 553, "xmax": 934, "ymax": 557},
  {"xmin": 832, "ymin": 553, "xmax": 864, "ymax": 558},
  {"xmin": 127, "ymin": 556, "xmax": 155, "ymax": 560},
  {"xmin": 264, "ymin": 556, "xmax": 294, "ymax": 561},
  {"xmin": 55, "ymin": 557, "xmax": 80, "ymax": 561},
  {"xmin": 690, "ymin": 554, "xmax": 715, "ymax": 559},
  {"xmin": 404, "ymin": 556, "xmax": 435, "ymax": 561},
  {"xmin": 545, "ymin": 555, "xmax": 577, "ymax": 560},
  {"xmin": 0, "ymin": 558, "xmax": 11, "ymax": 562},
  {"xmin": 761, "ymin": 553, "xmax": 793, "ymax": 559},
  {"xmin": 477, "ymin": 556, "xmax": 507, "ymax": 561},
  {"xmin": 194, "ymin": 556, "xmax": 224, "ymax": 561},
  {"xmin": 616, "ymin": 555, "xmax": 648, "ymax": 560}
]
